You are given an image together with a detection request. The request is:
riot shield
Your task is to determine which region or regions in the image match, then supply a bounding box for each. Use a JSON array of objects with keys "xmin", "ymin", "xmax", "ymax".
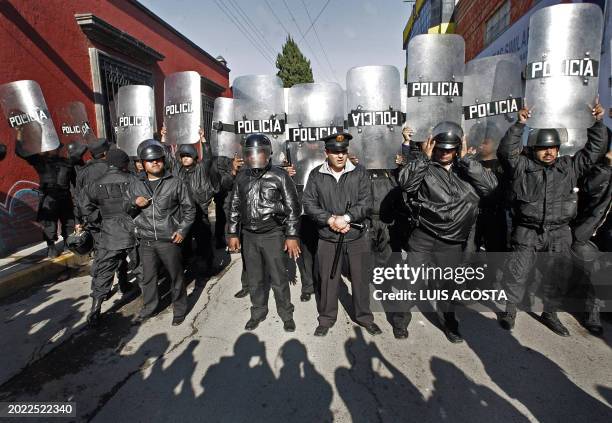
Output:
[
  {"xmin": 462, "ymin": 54, "xmax": 523, "ymax": 148},
  {"xmin": 0, "ymin": 80, "xmax": 60, "ymax": 156},
  {"xmin": 116, "ymin": 85, "xmax": 155, "ymax": 157},
  {"xmin": 233, "ymin": 75, "xmax": 287, "ymax": 165},
  {"xmin": 163, "ymin": 71, "xmax": 201, "ymax": 145},
  {"xmin": 401, "ymin": 85, "xmax": 407, "ymax": 115},
  {"xmin": 210, "ymin": 97, "xmax": 240, "ymax": 158},
  {"xmin": 287, "ymin": 82, "xmax": 345, "ymax": 184},
  {"xmin": 524, "ymin": 3, "xmax": 603, "ymax": 129},
  {"xmin": 405, "ymin": 34, "xmax": 465, "ymax": 142},
  {"xmin": 55, "ymin": 101, "xmax": 96, "ymax": 147},
  {"xmin": 346, "ymin": 65, "xmax": 403, "ymax": 169}
]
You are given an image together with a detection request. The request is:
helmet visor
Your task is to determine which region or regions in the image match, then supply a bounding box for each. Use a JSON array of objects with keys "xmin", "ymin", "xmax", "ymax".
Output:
[{"xmin": 243, "ymin": 145, "xmax": 271, "ymax": 169}]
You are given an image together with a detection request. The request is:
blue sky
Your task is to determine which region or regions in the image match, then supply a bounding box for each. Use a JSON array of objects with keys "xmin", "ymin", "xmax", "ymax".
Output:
[{"xmin": 140, "ymin": 0, "xmax": 409, "ymax": 88}]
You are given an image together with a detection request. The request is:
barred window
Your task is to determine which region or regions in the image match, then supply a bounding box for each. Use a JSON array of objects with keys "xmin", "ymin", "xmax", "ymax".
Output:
[
  {"xmin": 201, "ymin": 94, "xmax": 215, "ymax": 141},
  {"xmin": 485, "ymin": 1, "xmax": 511, "ymax": 46}
]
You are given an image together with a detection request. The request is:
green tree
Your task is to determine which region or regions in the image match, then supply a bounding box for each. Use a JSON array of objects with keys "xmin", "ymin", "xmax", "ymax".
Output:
[{"xmin": 276, "ymin": 36, "xmax": 314, "ymax": 87}]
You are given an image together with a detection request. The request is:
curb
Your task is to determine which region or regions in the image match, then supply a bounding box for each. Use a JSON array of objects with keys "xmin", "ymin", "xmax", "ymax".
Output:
[{"xmin": 0, "ymin": 252, "xmax": 91, "ymax": 299}]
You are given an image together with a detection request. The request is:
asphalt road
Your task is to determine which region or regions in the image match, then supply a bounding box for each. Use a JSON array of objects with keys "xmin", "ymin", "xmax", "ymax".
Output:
[{"xmin": 0, "ymin": 251, "xmax": 611, "ymax": 422}]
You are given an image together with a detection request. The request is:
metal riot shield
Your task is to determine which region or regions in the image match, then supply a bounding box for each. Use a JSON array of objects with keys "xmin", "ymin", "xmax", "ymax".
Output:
[
  {"xmin": 401, "ymin": 85, "xmax": 407, "ymax": 115},
  {"xmin": 524, "ymin": 3, "xmax": 603, "ymax": 129},
  {"xmin": 210, "ymin": 97, "xmax": 240, "ymax": 158},
  {"xmin": 286, "ymin": 82, "xmax": 345, "ymax": 185},
  {"xmin": 560, "ymin": 128, "xmax": 587, "ymax": 157},
  {"xmin": 233, "ymin": 75, "xmax": 287, "ymax": 165},
  {"xmin": 462, "ymin": 54, "xmax": 523, "ymax": 148},
  {"xmin": 164, "ymin": 71, "xmax": 201, "ymax": 145},
  {"xmin": 55, "ymin": 101, "xmax": 96, "ymax": 147},
  {"xmin": 346, "ymin": 65, "xmax": 403, "ymax": 169},
  {"xmin": 116, "ymin": 85, "xmax": 155, "ymax": 157},
  {"xmin": 406, "ymin": 34, "xmax": 465, "ymax": 142},
  {"xmin": 0, "ymin": 80, "xmax": 60, "ymax": 156}
]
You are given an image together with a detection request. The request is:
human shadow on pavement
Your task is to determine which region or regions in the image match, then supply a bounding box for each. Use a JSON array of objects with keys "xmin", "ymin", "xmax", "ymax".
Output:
[
  {"xmin": 461, "ymin": 312, "xmax": 612, "ymax": 422},
  {"xmin": 198, "ymin": 333, "xmax": 333, "ymax": 422},
  {"xmin": 335, "ymin": 327, "xmax": 528, "ymax": 422}
]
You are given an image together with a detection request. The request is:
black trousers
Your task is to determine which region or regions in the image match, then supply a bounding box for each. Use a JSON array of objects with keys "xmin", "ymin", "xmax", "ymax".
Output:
[
  {"xmin": 474, "ymin": 208, "xmax": 508, "ymax": 252},
  {"xmin": 214, "ymin": 191, "xmax": 228, "ymax": 247},
  {"xmin": 296, "ymin": 215, "xmax": 317, "ymax": 294},
  {"xmin": 91, "ymin": 247, "xmax": 139, "ymax": 300},
  {"xmin": 37, "ymin": 192, "xmax": 75, "ymax": 243},
  {"xmin": 183, "ymin": 211, "xmax": 214, "ymax": 267},
  {"xmin": 315, "ymin": 236, "xmax": 374, "ymax": 328},
  {"xmin": 242, "ymin": 230, "xmax": 294, "ymax": 322},
  {"xmin": 393, "ymin": 227, "xmax": 465, "ymax": 330},
  {"xmin": 139, "ymin": 240, "xmax": 188, "ymax": 318},
  {"xmin": 503, "ymin": 225, "xmax": 573, "ymax": 311}
]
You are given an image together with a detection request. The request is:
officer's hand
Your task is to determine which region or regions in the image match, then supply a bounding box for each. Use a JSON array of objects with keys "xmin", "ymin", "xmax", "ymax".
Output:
[
  {"xmin": 592, "ymin": 96, "xmax": 604, "ymax": 121},
  {"xmin": 135, "ymin": 196, "xmax": 151, "ymax": 208},
  {"xmin": 171, "ymin": 232, "xmax": 184, "ymax": 244},
  {"xmin": 348, "ymin": 154, "xmax": 359, "ymax": 165},
  {"xmin": 75, "ymin": 224, "xmax": 83, "ymax": 233},
  {"xmin": 518, "ymin": 106, "xmax": 531, "ymax": 124},
  {"xmin": 15, "ymin": 127, "xmax": 23, "ymax": 142},
  {"xmin": 199, "ymin": 127, "xmax": 206, "ymax": 143},
  {"xmin": 402, "ymin": 126, "xmax": 414, "ymax": 143},
  {"xmin": 423, "ymin": 136, "xmax": 435, "ymax": 159},
  {"xmin": 284, "ymin": 239, "xmax": 301, "ymax": 259},
  {"xmin": 395, "ymin": 154, "xmax": 407, "ymax": 167},
  {"xmin": 334, "ymin": 215, "xmax": 349, "ymax": 231},
  {"xmin": 282, "ymin": 161, "xmax": 296, "ymax": 177},
  {"xmin": 605, "ymin": 149, "xmax": 612, "ymax": 167},
  {"xmin": 327, "ymin": 215, "xmax": 339, "ymax": 232},
  {"xmin": 227, "ymin": 236, "xmax": 240, "ymax": 252},
  {"xmin": 160, "ymin": 125, "xmax": 167, "ymax": 143},
  {"xmin": 231, "ymin": 155, "xmax": 244, "ymax": 175}
]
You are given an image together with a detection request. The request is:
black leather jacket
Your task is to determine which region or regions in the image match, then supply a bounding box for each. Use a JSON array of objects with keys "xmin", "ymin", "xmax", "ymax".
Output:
[
  {"xmin": 81, "ymin": 168, "xmax": 136, "ymax": 250},
  {"xmin": 498, "ymin": 121, "xmax": 608, "ymax": 230},
  {"xmin": 227, "ymin": 164, "xmax": 300, "ymax": 238},
  {"xmin": 399, "ymin": 155, "xmax": 498, "ymax": 242},
  {"xmin": 573, "ymin": 163, "xmax": 612, "ymax": 244},
  {"xmin": 124, "ymin": 171, "xmax": 196, "ymax": 241},
  {"xmin": 173, "ymin": 144, "xmax": 220, "ymax": 214}
]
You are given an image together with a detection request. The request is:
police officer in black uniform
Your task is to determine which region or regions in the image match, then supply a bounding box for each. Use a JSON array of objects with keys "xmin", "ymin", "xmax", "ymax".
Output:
[
  {"xmin": 174, "ymin": 132, "xmax": 220, "ymax": 274},
  {"xmin": 227, "ymin": 134, "xmax": 301, "ymax": 332},
  {"xmin": 303, "ymin": 132, "xmax": 382, "ymax": 337},
  {"xmin": 398, "ymin": 122, "xmax": 498, "ymax": 343},
  {"xmin": 81, "ymin": 149, "xmax": 140, "ymax": 325},
  {"xmin": 124, "ymin": 140, "xmax": 196, "ymax": 326},
  {"xmin": 15, "ymin": 130, "xmax": 76, "ymax": 258},
  {"xmin": 497, "ymin": 102, "xmax": 607, "ymax": 336}
]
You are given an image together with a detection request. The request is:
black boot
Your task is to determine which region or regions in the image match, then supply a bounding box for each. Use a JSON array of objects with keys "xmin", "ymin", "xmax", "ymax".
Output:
[
  {"xmin": 540, "ymin": 312, "xmax": 570, "ymax": 337},
  {"xmin": 497, "ymin": 302, "xmax": 517, "ymax": 330},
  {"xmin": 47, "ymin": 241, "xmax": 60, "ymax": 259},
  {"xmin": 87, "ymin": 298, "xmax": 103, "ymax": 326},
  {"xmin": 584, "ymin": 306, "xmax": 603, "ymax": 336},
  {"xmin": 441, "ymin": 312, "xmax": 463, "ymax": 343}
]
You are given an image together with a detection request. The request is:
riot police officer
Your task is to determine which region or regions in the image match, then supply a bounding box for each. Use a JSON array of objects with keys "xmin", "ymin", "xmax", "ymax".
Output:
[
  {"xmin": 81, "ymin": 149, "xmax": 140, "ymax": 325},
  {"xmin": 497, "ymin": 102, "xmax": 607, "ymax": 336},
  {"xmin": 174, "ymin": 133, "xmax": 220, "ymax": 274},
  {"xmin": 226, "ymin": 134, "xmax": 301, "ymax": 332},
  {"xmin": 398, "ymin": 122, "xmax": 498, "ymax": 343},
  {"xmin": 124, "ymin": 140, "xmax": 196, "ymax": 326},
  {"xmin": 302, "ymin": 133, "xmax": 382, "ymax": 337},
  {"xmin": 15, "ymin": 129, "xmax": 76, "ymax": 258}
]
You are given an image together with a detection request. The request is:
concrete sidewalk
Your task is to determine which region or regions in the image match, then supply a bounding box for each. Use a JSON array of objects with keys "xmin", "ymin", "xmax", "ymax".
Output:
[{"xmin": 0, "ymin": 241, "xmax": 90, "ymax": 299}]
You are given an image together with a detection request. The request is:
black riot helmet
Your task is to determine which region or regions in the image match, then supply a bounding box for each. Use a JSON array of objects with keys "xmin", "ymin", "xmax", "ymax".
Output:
[
  {"xmin": 243, "ymin": 133, "xmax": 272, "ymax": 169},
  {"xmin": 178, "ymin": 143, "xmax": 198, "ymax": 160},
  {"xmin": 66, "ymin": 142, "xmax": 87, "ymax": 160},
  {"xmin": 138, "ymin": 139, "xmax": 165, "ymax": 161},
  {"xmin": 66, "ymin": 230, "xmax": 94, "ymax": 255},
  {"xmin": 527, "ymin": 128, "xmax": 561, "ymax": 148},
  {"xmin": 432, "ymin": 121, "xmax": 463, "ymax": 150}
]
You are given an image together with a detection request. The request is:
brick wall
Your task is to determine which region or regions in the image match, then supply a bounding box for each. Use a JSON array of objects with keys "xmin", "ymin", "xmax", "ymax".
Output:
[{"xmin": 455, "ymin": 0, "xmax": 538, "ymax": 61}]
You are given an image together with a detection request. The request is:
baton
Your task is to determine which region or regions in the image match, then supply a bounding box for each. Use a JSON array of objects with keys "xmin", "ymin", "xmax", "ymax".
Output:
[
  {"xmin": 330, "ymin": 201, "xmax": 351, "ymax": 279},
  {"xmin": 285, "ymin": 141, "xmax": 292, "ymax": 166}
]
